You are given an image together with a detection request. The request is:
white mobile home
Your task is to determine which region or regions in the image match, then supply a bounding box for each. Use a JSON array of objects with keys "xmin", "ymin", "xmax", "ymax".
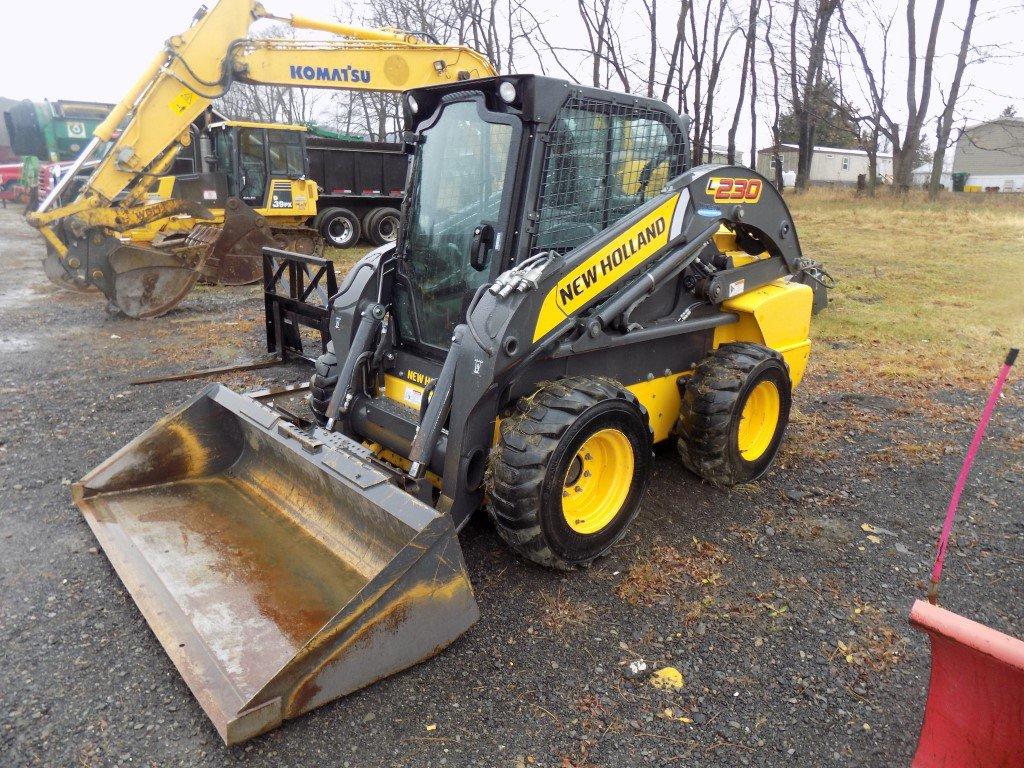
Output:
[
  {"xmin": 953, "ymin": 118, "xmax": 1024, "ymax": 192},
  {"xmin": 756, "ymin": 144, "xmax": 893, "ymax": 186}
]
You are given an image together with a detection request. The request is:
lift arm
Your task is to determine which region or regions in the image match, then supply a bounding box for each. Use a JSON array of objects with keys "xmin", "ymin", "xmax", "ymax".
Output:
[{"xmin": 29, "ymin": 0, "xmax": 495, "ymax": 239}]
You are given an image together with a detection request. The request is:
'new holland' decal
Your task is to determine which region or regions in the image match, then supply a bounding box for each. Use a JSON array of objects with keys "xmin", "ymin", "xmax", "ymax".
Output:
[{"xmin": 532, "ymin": 192, "xmax": 684, "ymax": 342}]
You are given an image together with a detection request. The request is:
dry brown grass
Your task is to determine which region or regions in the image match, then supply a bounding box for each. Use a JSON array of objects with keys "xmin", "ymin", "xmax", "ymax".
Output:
[
  {"xmin": 538, "ymin": 589, "xmax": 596, "ymax": 633},
  {"xmin": 617, "ymin": 538, "xmax": 730, "ymax": 606},
  {"xmin": 787, "ymin": 188, "xmax": 1024, "ymax": 385}
]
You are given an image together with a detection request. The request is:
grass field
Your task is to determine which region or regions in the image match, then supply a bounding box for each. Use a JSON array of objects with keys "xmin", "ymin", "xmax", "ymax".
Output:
[
  {"xmin": 322, "ymin": 190, "xmax": 1023, "ymax": 386},
  {"xmin": 788, "ymin": 189, "xmax": 1024, "ymax": 384}
]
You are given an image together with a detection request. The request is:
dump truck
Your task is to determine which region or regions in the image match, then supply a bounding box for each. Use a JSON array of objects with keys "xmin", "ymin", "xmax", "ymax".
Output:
[
  {"xmin": 74, "ymin": 74, "xmax": 828, "ymax": 744},
  {"xmin": 306, "ymin": 135, "xmax": 406, "ymax": 248}
]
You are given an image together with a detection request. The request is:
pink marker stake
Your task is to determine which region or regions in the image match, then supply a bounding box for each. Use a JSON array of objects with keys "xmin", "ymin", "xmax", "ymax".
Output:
[{"xmin": 928, "ymin": 348, "xmax": 1018, "ymax": 605}]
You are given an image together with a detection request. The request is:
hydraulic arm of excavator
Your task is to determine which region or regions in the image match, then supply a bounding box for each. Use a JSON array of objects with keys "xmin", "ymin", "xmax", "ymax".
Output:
[{"xmin": 28, "ymin": 0, "xmax": 496, "ymax": 317}]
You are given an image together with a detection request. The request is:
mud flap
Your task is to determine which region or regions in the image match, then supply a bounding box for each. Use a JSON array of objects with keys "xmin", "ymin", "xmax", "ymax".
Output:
[{"xmin": 72, "ymin": 385, "xmax": 479, "ymax": 745}]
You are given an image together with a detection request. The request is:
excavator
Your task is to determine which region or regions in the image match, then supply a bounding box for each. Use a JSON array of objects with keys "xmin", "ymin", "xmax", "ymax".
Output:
[
  {"xmin": 27, "ymin": 0, "xmax": 495, "ymax": 317},
  {"xmin": 71, "ymin": 0, "xmax": 830, "ymax": 748}
]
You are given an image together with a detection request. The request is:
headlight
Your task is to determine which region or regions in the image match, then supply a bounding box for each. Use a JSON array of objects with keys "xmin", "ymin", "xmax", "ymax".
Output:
[
  {"xmin": 408, "ymin": 95, "xmax": 419, "ymax": 114},
  {"xmin": 498, "ymin": 81, "xmax": 517, "ymax": 104}
]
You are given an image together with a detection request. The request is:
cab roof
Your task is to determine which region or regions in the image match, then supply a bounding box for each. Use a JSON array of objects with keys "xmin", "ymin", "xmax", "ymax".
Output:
[{"xmin": 207, "ymin": 120, "xmax": 308, "ymax": 132}]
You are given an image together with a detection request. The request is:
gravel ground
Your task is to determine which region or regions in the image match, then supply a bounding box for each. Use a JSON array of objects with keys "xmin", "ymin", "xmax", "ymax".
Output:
[{"xmin": 1, "ymin": 206, "xmax": 1021, "ymax": 767}]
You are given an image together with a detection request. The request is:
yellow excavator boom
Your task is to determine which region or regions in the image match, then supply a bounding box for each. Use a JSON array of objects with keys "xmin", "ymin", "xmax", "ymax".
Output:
[{"xmin": 27, "ymin": 0, "xmax": 497, "ymax": 317}]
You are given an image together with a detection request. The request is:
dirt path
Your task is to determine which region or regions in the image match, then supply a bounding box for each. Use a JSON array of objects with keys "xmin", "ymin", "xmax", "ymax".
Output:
[{"xmin": 0, "ymin": 206, "xmax": 1020, "ymax": 767}]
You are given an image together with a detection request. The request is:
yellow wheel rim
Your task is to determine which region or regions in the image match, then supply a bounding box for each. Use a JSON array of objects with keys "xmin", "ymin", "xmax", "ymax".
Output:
[
  {"xmin": 561, "ymin": 428, "xmax": 634, "ymax": 535},
  {"xmin": 737, "ymin": 379, "xmax": 781, "ymax": 461}
]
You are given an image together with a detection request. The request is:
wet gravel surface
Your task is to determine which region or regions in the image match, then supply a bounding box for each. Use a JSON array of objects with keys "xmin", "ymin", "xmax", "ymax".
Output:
[{"xmin": 1, "ymin": 207, "xmax": 1021, "ymax": 767}]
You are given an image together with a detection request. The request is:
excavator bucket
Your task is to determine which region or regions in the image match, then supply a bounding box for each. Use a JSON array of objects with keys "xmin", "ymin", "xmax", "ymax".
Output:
[
  {"xmin": 72, "ymin": 385, "xmax": 479, "ymax": 745},
  {"xmin": 909, "ymin": 599, "xmax": 1024, "ymax": 767},
  {"xmin": 196, "ymin": 198, "xmax": 279, "ymax": 286}
]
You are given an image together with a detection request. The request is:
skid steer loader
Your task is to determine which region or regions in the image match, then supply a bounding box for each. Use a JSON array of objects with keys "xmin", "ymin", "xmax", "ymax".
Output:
[{"xmin": 74, "ymin": 75, "xmax": 827, "ymax": 744}]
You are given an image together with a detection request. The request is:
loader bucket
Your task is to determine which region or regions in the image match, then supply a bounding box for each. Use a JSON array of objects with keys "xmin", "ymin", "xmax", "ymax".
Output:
[
  {"xmin": 72, "ymin": 385, "xmax": 479, "ymax": 745},
  {"xmin": 909, "ymin": 599, "xmax": 1024, "ymax": 767}
]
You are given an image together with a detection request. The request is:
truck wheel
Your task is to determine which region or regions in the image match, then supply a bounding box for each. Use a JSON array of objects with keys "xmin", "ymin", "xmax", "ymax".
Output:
[
  {"xmin": 309, "ymin": 342, "xmax": 338, "ymax": 426},
  {"xmin": 676, "ymin": 343, "xmax": 791, "ymax": 486},
  {"xmin": 487, "ymin": 377, "xmax": 653, "ymax": 571},
  {"xmin": 366, "ymin": 207, "xmax": 401, "ymax": 246},
  {"xmin": 319, "ymin": 208, "xmax": 361, "ymax": 249}
]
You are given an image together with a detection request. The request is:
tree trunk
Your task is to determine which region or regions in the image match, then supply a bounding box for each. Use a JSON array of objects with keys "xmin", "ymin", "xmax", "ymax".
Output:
[
  {"xmin": 727, "ymin": 0, "xmax": 758, "ymax": 165},
  {"xmin": 895, "ymin": 0, "xmax": 945, "ymax": 192},
  {"xmin": 929, "ymin": 0, "xmax": 978, "ymax": 200}
]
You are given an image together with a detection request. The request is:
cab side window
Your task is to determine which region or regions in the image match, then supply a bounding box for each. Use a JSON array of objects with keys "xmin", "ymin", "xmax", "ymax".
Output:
[
  {"xmin": 534, "ymin": 100, "xmax": 682, "ymax": 255},
  {"xmin": 267, "ymin": 130, "xmax": 305, "ymax": 177}
]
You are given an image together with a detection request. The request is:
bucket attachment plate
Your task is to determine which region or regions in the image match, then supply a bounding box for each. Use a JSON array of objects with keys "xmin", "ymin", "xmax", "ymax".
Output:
[
  {"xmin": 73, "ymin": 385, "xmax": 479, "ymax": 744},
  {"xmin": 107, "ymin": 242, "xmax": 202, "ymax": 318},
  {"xmin": 42, "ymin": 250, "xmax": 97, "ymax": 293}
]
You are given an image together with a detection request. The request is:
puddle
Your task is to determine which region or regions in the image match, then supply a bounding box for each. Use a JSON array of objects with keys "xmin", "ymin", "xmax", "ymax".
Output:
[
  {"xmin": 0, "ymin": 334, "xmax": 38, "ymax": 353},
  {"xmin": 0, "ymin": 285, "xmax": 47, "ymax": 310}
]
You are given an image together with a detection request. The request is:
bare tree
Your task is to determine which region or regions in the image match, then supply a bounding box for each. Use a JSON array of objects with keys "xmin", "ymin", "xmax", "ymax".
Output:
[
  {"xmin": 839, "ymin": 2, "xmax": 895, "ymax": 195},
  {"xmin": 842, "ymin": 0, "xmax": 944, "ymax": 193},
  {"xmin": 764, "ymin": 0, "xmax": 785, "ymax": 188},
  {"xmin": 788, "ymin": 0, "xmax": 843, "ymax": 190},
  {"xmin": 727, "ymin": 0, "xmax": 761, "ymax": 164},
  {"xmin": 928, "ymin": 0, "xmax": 979, "ymax": 199},
  {"xmin": 895, "ymin": 0, "xmax": 945, "ymax": 190}
]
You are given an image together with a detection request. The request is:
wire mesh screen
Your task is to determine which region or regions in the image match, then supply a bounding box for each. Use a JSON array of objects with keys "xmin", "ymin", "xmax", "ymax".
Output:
[{"xmin": 533, "ymin": 96, "xmax": 686, "ymax": 255}]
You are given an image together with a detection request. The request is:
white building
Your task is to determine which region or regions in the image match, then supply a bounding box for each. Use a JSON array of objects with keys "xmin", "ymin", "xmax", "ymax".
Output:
[
  {"xmin": 953, "ymin": 118, "xmax": 1024, "ymax": 193},
  {"xmin": 910, "ymin": 163, "xmax": 952, "ymax": 190},
  {"xmin": 756, "ymin": 143, "xmax": 893, "ymax": 186}
]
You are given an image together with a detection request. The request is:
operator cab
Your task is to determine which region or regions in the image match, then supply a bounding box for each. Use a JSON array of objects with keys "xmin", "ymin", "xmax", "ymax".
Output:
[
  {"xmin": 391, "ymin": 75, "xmax": 690, "ymax": 362},
  {"xmin": 207, "ymin": 121, "xmax": 310, "ymax": 208}
]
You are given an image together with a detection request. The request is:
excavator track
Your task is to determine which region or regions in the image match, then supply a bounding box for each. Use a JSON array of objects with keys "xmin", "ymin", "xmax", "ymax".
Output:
[{"xmin": 271, "ymin": 225, "xmax": 324, "ymax": 259}]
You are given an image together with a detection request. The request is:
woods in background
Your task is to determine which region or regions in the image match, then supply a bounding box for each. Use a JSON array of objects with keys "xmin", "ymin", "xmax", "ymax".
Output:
[{"xmin": 218, "ymin": 0, "xmax": 1010, "ymax": 198}]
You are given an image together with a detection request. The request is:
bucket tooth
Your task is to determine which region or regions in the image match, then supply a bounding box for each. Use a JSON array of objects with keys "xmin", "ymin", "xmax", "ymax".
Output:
[{"xmin": 72, "ymin": 385, "xmax": 479, "ymax": 744}]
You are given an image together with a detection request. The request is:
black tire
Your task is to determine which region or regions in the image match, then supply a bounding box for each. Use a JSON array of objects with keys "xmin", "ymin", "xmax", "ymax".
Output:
[
  {"xmin": 676, "ymin": 342, "xmax": 791, "ymax": 487},
  {"xmin": 319, "ymin": 207, "xmax": 361, "ymax": 249},
  {"xmin": 309, "ymin": 341, "xmax": 338, "ymax": 426},
  {"xmin": 486, "ymin": 377, "xmax": 653, "ymax": 571},
  {"xmin": 366, "ymin": 207, "xmax": 401, "ymax": 246},
  {"xmin": 361, "ymin": 207, "xmax": 382, "ymax": 236}
]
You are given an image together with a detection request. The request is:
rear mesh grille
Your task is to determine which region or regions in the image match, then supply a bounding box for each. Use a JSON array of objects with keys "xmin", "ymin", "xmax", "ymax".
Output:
[{"xmin": 533, "ymin": 95, "xmax": 686, "ymax": 255}]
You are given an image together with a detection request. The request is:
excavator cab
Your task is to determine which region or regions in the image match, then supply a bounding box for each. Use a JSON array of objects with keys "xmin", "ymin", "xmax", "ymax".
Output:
[
  {"xmin": 204, "ymin": 121, "xmax": 317, "ymax": 221},
  {"xmin": 74, "ymin": 76, "xmax": 824, "ymax": 744}
]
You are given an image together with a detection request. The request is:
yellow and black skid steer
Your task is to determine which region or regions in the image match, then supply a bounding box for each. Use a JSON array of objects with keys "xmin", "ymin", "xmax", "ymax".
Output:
[{"xmin": 74, "ymin": 75, "xmax": 828, "ymax": 743}]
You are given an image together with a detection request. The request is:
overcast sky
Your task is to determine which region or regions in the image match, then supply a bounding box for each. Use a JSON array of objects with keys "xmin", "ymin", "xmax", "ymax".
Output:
[{"xmin": 1, "ymin": 0, "xmax": 1021, "ymax": 152}]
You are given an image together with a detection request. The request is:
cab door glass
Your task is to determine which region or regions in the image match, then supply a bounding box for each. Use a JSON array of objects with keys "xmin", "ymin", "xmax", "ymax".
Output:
[
  {"xmin": 238, "ymin": 128, "xmax": 267, "ymax": 203},
  {"xmin": 398, "ymin": 100, "xmax": 517, "ymax": 352},
  {"xmin": 267, "ymin": 130, "xmax": 305, "ymax": 177},
  {"xmin": 213, "ymin": 129, "xmax": 235, "ymax": 189}
]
